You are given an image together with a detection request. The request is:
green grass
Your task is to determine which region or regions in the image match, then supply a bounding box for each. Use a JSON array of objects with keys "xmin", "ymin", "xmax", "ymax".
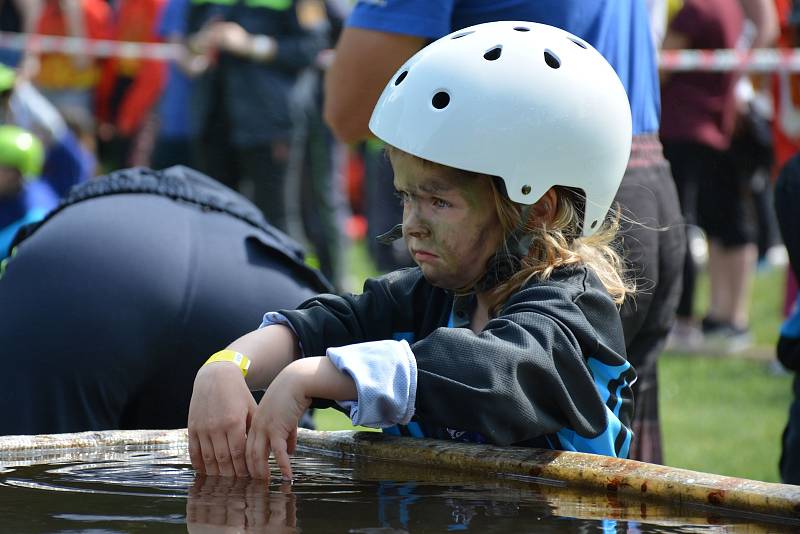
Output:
[
  {"xmin": 314, "ymin": 407, "xmax": 378, "ymax": 432},
  {"xmin": 659, "ymin": 355, "xmax": 792, "ymax": 482},
  {"xmin": 659, "ymin": 265, "xmax": 793, "ymax": 482},
  {"xmin": 690, "ymin": 264, "xmax": 786, "ymax": 347},
  {"xmin": 322, "ymin": 239, "xmax": 796, "ymax": 482}
]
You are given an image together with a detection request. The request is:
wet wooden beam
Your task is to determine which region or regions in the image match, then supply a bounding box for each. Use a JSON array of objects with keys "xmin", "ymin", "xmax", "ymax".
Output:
[
  {"xmin": 298, "ymin": 430, "xmax": 800, "ymax": 521},
  {"xmin": 2, "ymin": 428, "xmax": 799, "ymax": 522}
]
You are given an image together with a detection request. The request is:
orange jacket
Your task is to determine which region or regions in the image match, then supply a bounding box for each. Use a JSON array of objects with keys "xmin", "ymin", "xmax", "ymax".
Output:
[
  {"xmin": 34, "ymin": 0, "xmax": 113, "ymax": 90},
  {"xmin": 95, "ymin": 0, "xmax": 167, "ymax": 136}
]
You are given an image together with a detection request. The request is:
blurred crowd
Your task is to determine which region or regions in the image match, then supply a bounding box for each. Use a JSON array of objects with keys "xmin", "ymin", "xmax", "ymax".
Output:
[
  {"xmin": 0, "ymin": 1, "xmax": 796, "ymax": 340},
  {"xmin": 0, "ymin": 0, "xmax": 356, "ymax": 290}
]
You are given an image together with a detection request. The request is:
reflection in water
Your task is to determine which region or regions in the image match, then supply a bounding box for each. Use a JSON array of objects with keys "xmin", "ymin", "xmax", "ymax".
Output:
[
  {"xmin": 0, "ymin": 445, "xmax": 797, "ymax": 533},
  {"xmin": 186, "ymin": 476, "xmax": 296, "ymax": 533}
]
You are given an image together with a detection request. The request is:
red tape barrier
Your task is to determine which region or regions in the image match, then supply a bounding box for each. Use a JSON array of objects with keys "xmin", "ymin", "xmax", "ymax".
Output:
[
  {"xmin": 3, "ymin": 32, "xmax": 800, "ymax": 72},
  {"xmin": 0, "ymin": 32, "xmax": 182, "ymax": 61}
]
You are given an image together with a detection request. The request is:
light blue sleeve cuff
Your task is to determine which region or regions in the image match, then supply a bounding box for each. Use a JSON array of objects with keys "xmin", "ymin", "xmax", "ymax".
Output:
[
  {"xmin": 327, "ymin": 339, "xmax": 417, "ymax": 428},
  {"xmin": 260, "ymin": 311, "xmax": 305, "ymax": 356}
]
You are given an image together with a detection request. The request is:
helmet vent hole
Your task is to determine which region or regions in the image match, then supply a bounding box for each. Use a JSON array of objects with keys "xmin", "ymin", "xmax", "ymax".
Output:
[
  {"xmin": 452, "ymin": 31, "xmax": 474, "ymax": 39},
  {"xmin": 432, "ymin": 91, "xmax": 450, "ymax": 110},
  {"xmin": 521, "ymin": 185, "xmax": 532, "ymax": 195},
  {"xmin": 569, "ymin": 37, "xmax": 588, "ymax": 49},
  {"xmin": 513, "ymin": 26, "xmax": 530, "ymax": 32},
  {"xmin": 394, "ymin": 70, "xmax": 408, "ymax": 86},
  {"xmin": 590, "ymin": 220, "xmax": 598, "ymax": 229},
  {"xmin": 544, "ymin": 49, "xmax": 560, "ymax": 69},
  {"xmin": 483, "ymin": 46, "xmax": 502, "ymax": 61}
]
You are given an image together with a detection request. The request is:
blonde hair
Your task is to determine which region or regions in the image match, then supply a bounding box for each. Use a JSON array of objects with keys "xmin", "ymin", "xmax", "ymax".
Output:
[
  {"xmin": 486, "ymin": 180, "xmax": 633, "ymax": 314},
  {"xmin": 386, "ymin": 147, "xmax": 633, "ymax": 314}
]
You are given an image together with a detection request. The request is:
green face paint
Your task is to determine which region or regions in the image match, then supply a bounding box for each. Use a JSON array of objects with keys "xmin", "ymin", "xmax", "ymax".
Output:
[{"xmin": 391, "ymin": 156, "xmax": 503, "ymax": 290}]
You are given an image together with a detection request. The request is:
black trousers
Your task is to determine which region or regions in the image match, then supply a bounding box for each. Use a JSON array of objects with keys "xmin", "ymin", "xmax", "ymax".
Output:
[
  {"xmin": 0, "ymin": 194, "xmax": 324, "ymax": 435},
  {"xmin": 616, "ymin": 136, "xmax": 686, "ymax": 464},
  {"xmin": 194, "ymin": 110, "xmax": 291, "ymax": 234},
  {"xmin": 774, "ymin": 153, "xmax": 800, "ymax": 484}
]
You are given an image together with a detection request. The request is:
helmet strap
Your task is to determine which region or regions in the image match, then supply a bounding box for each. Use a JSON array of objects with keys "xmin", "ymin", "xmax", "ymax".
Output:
[
  {"xmin": 376, "ymin": 223, "xmax": 404, "ymax": 244},
  {"xmin": 472, "ymin": 205, "xmax": 533, "ymax": 293}
]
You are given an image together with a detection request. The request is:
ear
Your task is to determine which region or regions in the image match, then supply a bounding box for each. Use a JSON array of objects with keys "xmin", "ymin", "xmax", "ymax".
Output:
[{"xmin": 530, "ymin": 188, "xmax": 558, "ymax": 226}]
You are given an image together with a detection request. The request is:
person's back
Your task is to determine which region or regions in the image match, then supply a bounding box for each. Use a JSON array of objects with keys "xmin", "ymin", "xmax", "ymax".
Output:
[
  {"xmin": 339, "ymin": 0, "xmax": 659, "ymax": 138},
  {"xmin": 0, "ymin": 165, "xmax": 332, "ymax": 435}
]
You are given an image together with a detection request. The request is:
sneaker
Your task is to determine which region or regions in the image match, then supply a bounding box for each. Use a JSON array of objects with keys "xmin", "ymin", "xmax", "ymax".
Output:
[
  {"xmin": 701, "ymin": 317, "xmax": 752, "ymax": 354},
  {"xmin": 666, "ymin": 320, "xmax": 704, "ymax": 353}
]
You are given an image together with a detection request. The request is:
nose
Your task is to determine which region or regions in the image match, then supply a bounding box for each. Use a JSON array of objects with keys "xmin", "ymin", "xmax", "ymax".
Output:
[{"xmin": 403, "ymin": 202, "xmax": 430, "ymax": 239}]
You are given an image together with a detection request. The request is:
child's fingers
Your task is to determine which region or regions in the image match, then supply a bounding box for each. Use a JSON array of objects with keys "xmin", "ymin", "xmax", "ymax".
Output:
[
  {"xmin": 188, "ymin": 430, "xmax": 205, "ymax": 474},
  {"xmin": 210, "ymin": 432, "xmax": 236, "ymax": 477},
  {"xmin": 198, "ymin": 433, "xmax": 219, "ymax": 476},
  {"xmin": 287, "ymin": 426, "xmax": 297, "ymax": 455},
  {"xmin": 246, "ymin": 429, "xmax": 272, "ymax": 480},
  {"xmin": 226, "ymin": 428, "xmax": 249, "ymax": 478},
  {"xmin": 270, "ymin": 436, "xmax": 294, "ymax": 482},
  {"xmin": 245, "ymin": 429, "xmax": 257, "ymax": 478}
]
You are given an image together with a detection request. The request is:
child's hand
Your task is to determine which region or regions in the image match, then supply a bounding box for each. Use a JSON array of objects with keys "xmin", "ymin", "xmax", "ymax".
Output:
[
  {"xmin": 188, "ymin": 362, "xmax": 257, "ymax": 477},
  {"xmin": 245, "ymin": 362, "xmax": 312, "ymax": 481}
]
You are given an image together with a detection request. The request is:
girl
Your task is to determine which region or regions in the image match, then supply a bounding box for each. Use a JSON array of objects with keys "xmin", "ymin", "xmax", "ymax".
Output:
[{"xmin": 188, "ymin": 21, "xmax": 636, "ymax": 480}]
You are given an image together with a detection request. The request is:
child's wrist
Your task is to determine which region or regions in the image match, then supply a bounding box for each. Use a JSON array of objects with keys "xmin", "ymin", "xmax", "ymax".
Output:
[
  {"xmin": 291, "ymin": 356, "xmax": 356, "ymax": 402},
  {"xmin": 202, "ymin": 349, "xmax": 251, "ymax": 377},
  {"xmin": 281, "ymin": 358, "xmax": 318, "ymax": 399}
]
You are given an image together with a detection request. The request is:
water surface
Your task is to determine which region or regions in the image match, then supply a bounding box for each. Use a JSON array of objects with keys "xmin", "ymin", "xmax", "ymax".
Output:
[{"xmin": 0, "ymin": 444, "xmax": 796, "ymax": 532}]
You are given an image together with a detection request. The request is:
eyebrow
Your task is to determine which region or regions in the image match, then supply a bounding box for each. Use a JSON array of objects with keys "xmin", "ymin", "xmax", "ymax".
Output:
[
  {"xmin": 419, "ymin": 180, "xmax": 455, "ymax": 194},
  {"xmin": 395, "ymin": 178, "xmax": 456, "ymax": 195}
]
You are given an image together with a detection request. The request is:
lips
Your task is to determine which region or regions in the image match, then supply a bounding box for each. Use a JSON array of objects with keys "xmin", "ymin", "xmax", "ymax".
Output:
[{"xmin": 412, "ymin": 249, "xmax": 438, "ymax": 261}]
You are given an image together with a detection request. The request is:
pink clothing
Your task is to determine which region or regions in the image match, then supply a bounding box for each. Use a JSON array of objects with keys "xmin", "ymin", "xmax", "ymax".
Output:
[{"xmin": 659, "ymin": 0, "xmax": 744, "ymax": 150}]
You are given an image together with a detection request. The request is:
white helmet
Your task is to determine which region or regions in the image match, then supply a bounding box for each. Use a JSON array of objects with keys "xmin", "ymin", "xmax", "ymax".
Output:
[{"xmin": 369, "ymin": 21, "xmax": 632, "ymax": 236}]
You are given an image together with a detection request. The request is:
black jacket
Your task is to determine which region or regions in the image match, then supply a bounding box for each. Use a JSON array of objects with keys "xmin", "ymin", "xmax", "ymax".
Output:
[
  {"xmin": 188, "ymin": 0, "xmax": 327, "ymax": 146},
  {"xmin": 281, "ymin": 266, "xmax": 636, "ymax": 457}
]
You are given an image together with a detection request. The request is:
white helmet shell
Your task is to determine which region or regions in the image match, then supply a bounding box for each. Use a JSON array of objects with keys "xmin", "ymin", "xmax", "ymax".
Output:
[{"xmin": 369, "ymin": 21, "xmax": 632, "ymax": 236}]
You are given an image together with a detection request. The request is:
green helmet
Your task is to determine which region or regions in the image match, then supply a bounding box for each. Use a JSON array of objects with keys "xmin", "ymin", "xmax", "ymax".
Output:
[
  {"xmin": 0, "ymin": 63, "xmax": 15, "ymax": 93},
  {"xmin": 0, "ymin": 125, "xmax": 44, "ymax": 179}
]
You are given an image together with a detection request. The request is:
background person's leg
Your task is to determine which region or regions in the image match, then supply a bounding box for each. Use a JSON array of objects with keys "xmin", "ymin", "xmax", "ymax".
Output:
[
  {"xmin": 615, "ymin": 139, "xmax": 685, "ymax": 464},
  {"xmin": 243, "ymin": 141, "xmax": 290, "ymax": 233},
  {"xmin": 662, "ymin": 142, "xmax": 702, "ymax": 329},
  {"xmin": 699, "ymin": 148, "xmax": 758, "ymax": 350}
]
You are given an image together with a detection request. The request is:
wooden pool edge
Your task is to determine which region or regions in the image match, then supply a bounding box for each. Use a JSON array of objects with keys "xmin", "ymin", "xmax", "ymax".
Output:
[{"xmin": 1, "ymin": 428, "xmax": 798, "ymax": 521}]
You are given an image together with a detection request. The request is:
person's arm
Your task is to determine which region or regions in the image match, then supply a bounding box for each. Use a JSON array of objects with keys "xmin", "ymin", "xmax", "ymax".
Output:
[
  {"xmin": 244, "ymin": 355, "xmax": 357, "ymax": 480},
  {"xmin": 323, "ymin": 27, "xmax": 425, "ymax": 143},
  {"xmin": 60, "ymin": 0, "xmax": 91, "ymax": 70},
  {"xmin": 13, "ymin": 0, "xmax": 43, "ymax": 33},
  {"xmin": 114, "ymin": 6, "xmax": 168, "ymax": 136},
  {"xmin": 188, "ymin": 272, "xmax": 415, "ymax": 478},
  {"xmin": 739, "ymin": 0, "xmax": 779, "ymax": 48},
  {"xmin": 201, "ymin": 16, "xmax": 327, "ymax": 73},
  {"xmin": 659, "ymin": 28, "xmax": 691, "ymax": 83},
  {"xmin": 187, "ymin": 324, "xmax": 302, "ymax": 478}
]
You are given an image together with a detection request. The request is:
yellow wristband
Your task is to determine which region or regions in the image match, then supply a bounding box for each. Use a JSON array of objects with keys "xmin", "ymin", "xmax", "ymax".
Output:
[{"xmin": 203, "ymin": 350, "xmax": 251, "ymax": 377}]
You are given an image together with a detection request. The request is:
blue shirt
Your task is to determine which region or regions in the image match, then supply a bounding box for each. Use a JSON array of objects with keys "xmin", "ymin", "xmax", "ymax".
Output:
[
  {"xmin": 349, "ymin": 0, "xmax": 660, "ymax": 136},
  {"xmin": 0, "ymin": 181, "xmax": 59, "ymax": 256},
  {"xmin": 157, "ymin": 0, "xmax": 192, "ymax": 139},
  {"xmin": 41, "ymin": 130, "xmax": 94, "ymax": 198}
]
